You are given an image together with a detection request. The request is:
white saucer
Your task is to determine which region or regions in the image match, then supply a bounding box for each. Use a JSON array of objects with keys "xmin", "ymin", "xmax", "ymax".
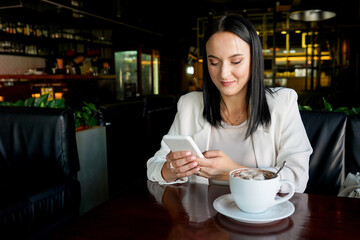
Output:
[{"xmin": 213, "ymin": 194, "xmax": 295, "ymax": 224}]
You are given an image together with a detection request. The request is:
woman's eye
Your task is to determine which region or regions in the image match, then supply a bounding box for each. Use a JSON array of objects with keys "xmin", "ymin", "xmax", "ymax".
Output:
[
  {"xmin": 209, "ymin": 61, "xmax": 219, "ymax": 66},
  {"xmin": 232, "ymin": 60, "xmax": 242, "ymax": 64}
]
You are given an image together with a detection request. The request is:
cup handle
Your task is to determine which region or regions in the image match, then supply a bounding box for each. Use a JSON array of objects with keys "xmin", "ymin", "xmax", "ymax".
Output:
[{"xmin": 273, "ymin": 180, "xmax": 295, "ymax": 206}]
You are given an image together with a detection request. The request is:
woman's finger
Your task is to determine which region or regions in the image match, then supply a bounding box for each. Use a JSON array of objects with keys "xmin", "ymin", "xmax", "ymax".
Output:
[
  {"xmin": 196, "ymin": 167, "xmax": 210, "ymax": 178},
  {"xmin": 171, "ymin": 151, "xmax": 192, "ymax": 160},
  {"xmin": 203, "ymin": 150, "xmax": 223, "ymax": 158},
  {"xmin": 177, "ymin": 159, "xmax": 198, "ymax": 172},
  {"xmin": 175, "ymin": 163, "xmax": 201, "ymax": 178}
]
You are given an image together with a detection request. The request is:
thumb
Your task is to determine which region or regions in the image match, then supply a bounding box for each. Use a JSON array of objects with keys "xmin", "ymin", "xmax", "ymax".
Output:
[{"xmin": 203, "ymin": 150, "xmax": 223, "ymax": 158}]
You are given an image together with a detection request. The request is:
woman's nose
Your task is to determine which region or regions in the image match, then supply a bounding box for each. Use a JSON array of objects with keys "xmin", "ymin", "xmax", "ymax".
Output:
[{"xmin": 220, "ymin": 63, "xmax": 231, "ymax": 79}]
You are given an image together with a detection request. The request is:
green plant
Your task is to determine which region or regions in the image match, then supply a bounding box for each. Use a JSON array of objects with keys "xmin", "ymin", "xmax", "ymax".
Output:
[
  {"xmin": 0, "ymin": 93, "xmax": 65, "ymax": 108},
  {"xmin": 298, "ymin": 105, "xmax": 312, "ymax": 111},
  {"xmin": 299, "ymin": 97, "xmax": 360, "ymax": 116},
  {"xmin": 74, "ymin": 102, "xmax": 98, "ymax": 130},
  {"xmin": 0, "ymin": 94, "xmax": 98, "ymax": 130}
]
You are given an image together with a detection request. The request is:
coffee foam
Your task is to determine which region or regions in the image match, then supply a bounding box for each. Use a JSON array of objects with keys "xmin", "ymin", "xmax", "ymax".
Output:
[{"xmin": 232, "ymin": 169, "xmax": 274, "ymax": 180}]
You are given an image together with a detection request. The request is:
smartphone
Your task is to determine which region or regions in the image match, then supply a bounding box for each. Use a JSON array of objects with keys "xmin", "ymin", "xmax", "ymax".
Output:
[{"xmin": 163, "ymin": 135, "xmax": 204, "ymax": 158}]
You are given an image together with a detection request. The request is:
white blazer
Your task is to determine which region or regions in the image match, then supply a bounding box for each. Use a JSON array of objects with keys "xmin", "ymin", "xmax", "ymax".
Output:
[{"xmin": 147, "ymin": 88, "xmax": 313, "ymax": 193}]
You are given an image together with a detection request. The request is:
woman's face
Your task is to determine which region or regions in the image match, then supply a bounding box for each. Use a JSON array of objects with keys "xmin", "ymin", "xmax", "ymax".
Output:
[{"xmin": 206, "ymin": 31, "xmax": 251, "ymax": 98}]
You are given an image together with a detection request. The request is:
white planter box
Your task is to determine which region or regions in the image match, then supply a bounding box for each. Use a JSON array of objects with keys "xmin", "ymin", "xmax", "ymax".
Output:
[{"xmin": 76, "ymin": 126, "xmax": 108, "ymax": 215}]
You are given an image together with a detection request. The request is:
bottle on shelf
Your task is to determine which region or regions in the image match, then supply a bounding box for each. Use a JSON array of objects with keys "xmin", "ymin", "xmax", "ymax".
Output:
[{"xmin": 16, "ymin": 22, "xmax": 24, "ymax": 35}]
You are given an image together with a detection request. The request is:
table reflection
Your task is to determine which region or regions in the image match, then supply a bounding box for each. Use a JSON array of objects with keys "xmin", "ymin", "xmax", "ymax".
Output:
[
  {"xmin": 47, "ymin": 179, "xmax": 359, "ymax": 239},
  {"xmin": 147, "ymin": 180, "xmax": 310, "ymax": 240},
  {"xmin": 215, "ymin": 215, "xmax": 294, "ymax": 240},
  {"xmin": 148, "ymin": 180, "xmax": 228, "ymax": 239}
]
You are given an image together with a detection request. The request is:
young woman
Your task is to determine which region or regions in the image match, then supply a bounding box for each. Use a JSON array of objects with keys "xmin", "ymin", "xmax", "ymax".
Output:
[{"xmin": 147, "ymin": 14, "xmax": 312, "ymax": 193}]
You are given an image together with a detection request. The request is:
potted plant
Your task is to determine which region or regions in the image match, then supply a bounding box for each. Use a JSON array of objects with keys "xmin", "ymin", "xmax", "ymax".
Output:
[
  {"xmin": 74, "ymin": 102, "xmax": 98, "ymax": 131},
  {"xmin": 0, "ymin": 93, "xmax": 65, "ymax": 108},
  {"xmin": 0, "ymin": 93, "xmax": 99, "ymax": 131},
  {"xmin": 299, "ymin": 97, "xmax": 360, "ymax": 115},
  {"xmin": 74, "ymin": 104, "xmax": 108, "ymax": 215}
]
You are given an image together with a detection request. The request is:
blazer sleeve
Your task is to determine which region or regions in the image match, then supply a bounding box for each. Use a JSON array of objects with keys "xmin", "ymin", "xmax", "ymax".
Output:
[
  {"xmin": 146, "ymin": 96, "xmax": 189, "ymax": 185},
  {"xmin": 264, "ymin": 88, "xmax": 313, "ymax": 193}
]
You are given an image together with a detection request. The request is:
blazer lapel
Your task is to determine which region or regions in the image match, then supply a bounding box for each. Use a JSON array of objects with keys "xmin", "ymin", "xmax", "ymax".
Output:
[
  {"xmin": 251, "ymin": 125, "xmax": 276, "ymax": 168},
  {"xmin": 193, "ymin": 123, "xmax": 212, "ymax": 152}
]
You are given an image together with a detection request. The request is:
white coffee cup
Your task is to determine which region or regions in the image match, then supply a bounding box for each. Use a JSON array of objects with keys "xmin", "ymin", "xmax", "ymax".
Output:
[{"xmin": 229, "ymin": 168, "xmax": 295, "ymax": 213}]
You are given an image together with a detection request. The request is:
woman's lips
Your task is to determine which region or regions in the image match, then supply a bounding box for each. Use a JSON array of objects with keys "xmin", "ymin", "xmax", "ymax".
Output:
[{"xmin": 221, "ymin": 81, "xmax": 235, "ymax": 86}]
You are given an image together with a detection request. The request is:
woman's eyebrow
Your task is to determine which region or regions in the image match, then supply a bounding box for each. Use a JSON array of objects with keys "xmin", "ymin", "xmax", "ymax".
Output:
[
  {"xmin": 207, "ymin": 53, "xmax": 243, "ymax": 59},
  {"xmin": 229, "ymin": 53, "xmax": 243, "ymax": 58},
  {"xmin": 207, "ymin": 55, "xmax": 219, "ymax": 59}
]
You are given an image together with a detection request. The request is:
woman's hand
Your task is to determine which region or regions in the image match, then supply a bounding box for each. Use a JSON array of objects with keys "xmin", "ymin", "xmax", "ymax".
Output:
[
  {"xmin": 162, "ymin": 151, "xmax": 201, "ymax": 182},
  {"xmin": 197, "ymin": 150, "xmax": 244, "ymax": 181}
]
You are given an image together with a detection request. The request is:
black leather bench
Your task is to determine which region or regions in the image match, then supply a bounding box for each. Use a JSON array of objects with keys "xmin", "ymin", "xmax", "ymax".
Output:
[
  {"xmin": 345, "ymin": 114, "xmax": 360, "ymax": 175},
  {"xmin": 300, "ymin": 111, "xmax": 347, "ymax": 195},
  {"xmin": 0, "ymin": 106, "xmax": 80, "ymax": 239}
]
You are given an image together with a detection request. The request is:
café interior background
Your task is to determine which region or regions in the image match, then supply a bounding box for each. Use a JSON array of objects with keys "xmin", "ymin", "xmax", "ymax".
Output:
[{"xmin": 0, "ymin": 0, "xmax": 359, "ymax": 107}]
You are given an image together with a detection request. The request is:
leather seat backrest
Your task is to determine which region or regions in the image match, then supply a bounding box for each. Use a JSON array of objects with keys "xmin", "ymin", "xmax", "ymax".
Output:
[
  {"xmin": 97, "ymin": 100, "xmax": 146, "ymax": 195},
  {"xmin": 143, "ymin": 95, "xmax": 178, "ymax": 158},
  {"xmin": 98, "ymin": 99, "xmax": 146, "ymax": 161},
  {"xmin": 0, "ymin": 106, "xmax": 79, "ymax": 184},
  {"xmin": 345, "ymin": 114, "xmax": 360, "ymax": 174},
  {"xmin": 300, "ymin": 110, "xmax": 347, "ymax": 195}
]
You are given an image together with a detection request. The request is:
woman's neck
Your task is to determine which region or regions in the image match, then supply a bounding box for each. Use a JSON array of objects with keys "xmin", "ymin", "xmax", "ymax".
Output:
[
  {"xmin": 221, "ymin": 91, "xmax": 247, "ymax": 112},
  {"xmin": 220, "ymin": 94, "xmax": 248, "ymax": 126}
]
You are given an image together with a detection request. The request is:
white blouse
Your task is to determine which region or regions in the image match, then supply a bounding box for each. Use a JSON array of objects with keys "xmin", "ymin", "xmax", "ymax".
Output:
[
  {"xmin": 209, "ymin": 120, "xmax": 256, "ymax": 166},
  {"xmin": 209, "ymin": 120, "xmax": 256, "ymax": 185}
]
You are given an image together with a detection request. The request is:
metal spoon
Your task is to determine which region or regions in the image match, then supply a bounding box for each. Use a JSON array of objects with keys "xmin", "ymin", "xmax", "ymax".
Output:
[{"xmin": 268, "ymin": 161, "xmax": 286, "ymax": 179}]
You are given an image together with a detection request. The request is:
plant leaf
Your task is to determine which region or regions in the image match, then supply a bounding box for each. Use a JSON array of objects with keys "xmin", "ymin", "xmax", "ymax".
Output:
[
  {"xmin": 47, "ymin": 99, "xmax": 65, "ymax": 108},
  {"xmin": 84, "ymin": 102, "xmax": 97, "ymax": 112},
  {"xmin": 13, "ymin": 100, "xmax": 24, "ymax": 106},
  {"xmin": 24, "ymin": 97, "xmax": 35, "ymax": 107},
  {"xmin": 347, "ymin": 107, "xmax": 360, "ymax": 116},
  {"xmin": 322, "ymin": 97, "xmax": 332, "ymax": 111},
  {"xmin": 353, "ymin": 107, "xmax": 360, "ymax": 114},
  {"xmin": 88, "ymin": 117, "xmax": 98, "ymax": 128},
  {"xmin": 34, "ymin": 94, "xmax": 49, "ymax": 107},
  {"xmin": 0, "ymin": 102, "xmax": 11, "ymax": 106},
  {"xmin": 299, "ymin": 105, "xmax": 312, "ymax": 111},
  {"xmin": 334, "ymin": 107, "xmax": 349, "ymax": 113},
  {"xmin": 55, "ymin": 99, "xmax": 66, "ymax": 108}
]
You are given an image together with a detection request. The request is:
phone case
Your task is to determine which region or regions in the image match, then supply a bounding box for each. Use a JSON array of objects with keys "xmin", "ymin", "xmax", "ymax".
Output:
[{"xmin": 163, "ymin": 135, "xmax": 204, "ymax": 158}]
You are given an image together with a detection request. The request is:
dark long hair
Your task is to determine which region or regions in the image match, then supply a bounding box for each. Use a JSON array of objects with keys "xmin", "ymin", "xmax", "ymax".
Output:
[{"xmin": 202, "ymin": 14, "xmax": 271, "ymax": 138}]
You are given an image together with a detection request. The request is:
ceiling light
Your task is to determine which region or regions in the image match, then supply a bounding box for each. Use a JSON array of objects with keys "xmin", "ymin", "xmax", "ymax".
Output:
[
  {"xmin": 186, "ymin": 66, "xmax": 194, "ymax": 75},
  {"xmin": 289, "ymin": 0, "xmax": 336, "ymax": 22}
]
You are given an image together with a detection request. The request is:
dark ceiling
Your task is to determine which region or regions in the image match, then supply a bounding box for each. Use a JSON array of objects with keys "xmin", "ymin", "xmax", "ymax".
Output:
[
  {"xmin": 1, "ymin": 0, "xmax": 359, "ymax": 34},
  {"xmin": 0, "ymin": 0, "xmax": 293, "ymax": 35},
  {"xmin": 1, "ymin": 0, "xmax": 359, "ymax": 52}
]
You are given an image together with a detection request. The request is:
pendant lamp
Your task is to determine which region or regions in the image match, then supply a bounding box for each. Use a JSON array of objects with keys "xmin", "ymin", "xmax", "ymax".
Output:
[{"xmin": 289, "ymin": 0, "xmax": 336, "ymax": 21}]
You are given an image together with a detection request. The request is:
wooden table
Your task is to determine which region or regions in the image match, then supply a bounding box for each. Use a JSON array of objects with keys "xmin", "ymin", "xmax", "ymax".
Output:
[{"xmin": 49, "ymin": 178, "xmax": 360, "ymax": 240}]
